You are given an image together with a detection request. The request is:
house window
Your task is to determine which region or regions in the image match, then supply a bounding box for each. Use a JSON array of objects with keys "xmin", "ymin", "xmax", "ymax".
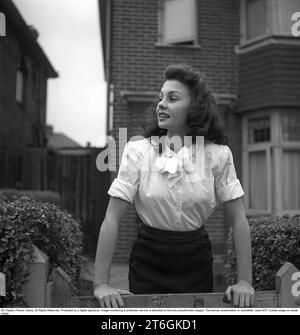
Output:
[
  {"xmin": 248, "ymin": 150, "xmax": 268, "ymax": 210},
  {"xmin": 282, "ymin": 150, "xmax": 300, "ymax": 209},
  {"xmin": 281, "ymin": 111, "xmax": 300, "ymax": 142},
  {"xmin": 276, "ymin": 0, "xmax": 300, "ymax": 35},
  {"xmin": 158, "ymin": 0, "xmax": 197, "ymax": 45},
  {"xmin": 16, "ymin": 69, "xmax": 24, "ymax": 104},
  {"xmin": 248, "ymin": 116, "xmax": 271, "ymax": 143},
  {"xmin": 281, "ymin": 111, "xmax": 300, "ymax": 210},
  {"xmin": 16, "ymin": 58, "xmax": 27, "ymax": 105},
  {"xmin": 241, "ymin": 0, "xmax": 300, "ymax": 44},
  {"xmin": 246, "ymin": 0, "xmax": 267, "ymax": 40},
  {"xmin": 243, "ymin": 111, "xmax": 300, "ymax": 215},
  {"xmin": 32, "ymin": 66, "xmax": 40, "ymax": 99}
]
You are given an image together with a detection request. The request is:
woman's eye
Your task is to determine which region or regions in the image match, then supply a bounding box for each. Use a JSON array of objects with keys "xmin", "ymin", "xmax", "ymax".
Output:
[{"xmin": 158, "ymin": 95, "xmax": 177, "ymax": 102}]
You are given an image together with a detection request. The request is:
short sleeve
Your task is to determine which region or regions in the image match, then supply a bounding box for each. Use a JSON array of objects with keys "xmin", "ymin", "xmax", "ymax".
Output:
[
  {"xmin": 107, "ymin": 141, "xmax": 141, "ymax": 204},
  {"xmin": 213, "ymin": 146, "xmax": 244, "ymax": 204}
]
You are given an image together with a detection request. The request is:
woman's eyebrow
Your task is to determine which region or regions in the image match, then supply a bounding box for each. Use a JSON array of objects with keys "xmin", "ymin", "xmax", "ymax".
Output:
[{"xmin": 159, "ymin": 90, "xmax": 181, "ymax": 95}]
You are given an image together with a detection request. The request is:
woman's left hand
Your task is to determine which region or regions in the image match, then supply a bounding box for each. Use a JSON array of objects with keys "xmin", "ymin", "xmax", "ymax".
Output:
[{"xmin": 225, "ymin": 280, "xmax": 255, "ymax": 307}]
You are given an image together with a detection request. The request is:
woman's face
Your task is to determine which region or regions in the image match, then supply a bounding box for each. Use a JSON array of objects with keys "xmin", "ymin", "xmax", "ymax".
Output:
[{"xmin": 157, "ymin": 80, "xmax": 191, "ymax": 135}]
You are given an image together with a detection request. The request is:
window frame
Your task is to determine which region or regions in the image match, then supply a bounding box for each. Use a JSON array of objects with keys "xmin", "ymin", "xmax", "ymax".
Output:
[
  {"xmin": 16, "ymin": 58, "xmax": 28, "ymax": 107},
  {"xmin": 280, "ymin": 147, "xmax": 300, "ymax": 210},
  {"xmin": 240, "ymin": 0, "xmax": 300, "ymax": 47},
  {"xmin": 240, "ymin": 0, "xmax": 270, "ymax": 45},
  {"xmin": 157, "ymin": 0, "xmax": 198, "ymax": 46},
  {"xmin": 242, "ymin": 111, "xmax": 275, "ymax": 215},
  {"xmin": 280, "ymin": 111, "xmax": 300, "ymax": 145},
  {"xmin": 16, "ymin": 68, "xmax": 25, "ymax": 105},
  {"xmin": 243, "ymin": 110, "xmax": 300, "ymax": 215},
  {"xmin": 31, "ymin": 65, "xmax": 40, "ymax": 100}
]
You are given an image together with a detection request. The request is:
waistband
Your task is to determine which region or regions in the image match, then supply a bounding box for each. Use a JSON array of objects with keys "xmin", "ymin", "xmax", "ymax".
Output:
[{"xmin": 137, "ymin": 218, "xmax": 209, "ymax": 243}]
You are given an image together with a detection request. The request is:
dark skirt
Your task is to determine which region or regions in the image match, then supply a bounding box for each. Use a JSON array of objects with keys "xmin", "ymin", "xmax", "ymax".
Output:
[{"xmin": 128, "ymin": 219, "xmax": 213, "ymax": 294}]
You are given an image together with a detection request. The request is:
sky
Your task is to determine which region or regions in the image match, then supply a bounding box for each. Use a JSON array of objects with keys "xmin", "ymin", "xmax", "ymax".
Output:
[{"xmin": 13, "ymin": 0, "xmax": 107, "ymax": 147}]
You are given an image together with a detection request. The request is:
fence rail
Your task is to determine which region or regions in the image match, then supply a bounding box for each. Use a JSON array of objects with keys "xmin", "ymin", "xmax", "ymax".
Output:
[
  {"xmin": 49, "ymin": 262, "xmax": 300, "ymax": 308},
  {"xmin": 2, "ymin": 250, "xmax": 299, "ymax": 308},
  {"xmin": 72, "ymin": 291, "xmax": 279, "ymax": 308}
]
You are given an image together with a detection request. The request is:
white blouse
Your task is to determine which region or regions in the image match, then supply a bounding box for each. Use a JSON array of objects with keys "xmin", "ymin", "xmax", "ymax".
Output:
[{"xmin": 108, "ymin": 137, "xmax": 244, "ymax": 231}]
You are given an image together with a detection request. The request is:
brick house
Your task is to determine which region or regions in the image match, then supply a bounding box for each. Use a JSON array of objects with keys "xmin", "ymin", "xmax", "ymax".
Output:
[
  {"xmin": 98, "ymin": 0, "xmax": 300, "ymax": 282},
  {"xmin": 0, "ymin": 0, "xmax": 57, "ymax": 150}
]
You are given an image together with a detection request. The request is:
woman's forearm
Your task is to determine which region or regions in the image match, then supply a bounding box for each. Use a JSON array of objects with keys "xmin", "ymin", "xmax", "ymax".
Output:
[
  {"xmin": 233, "ymin": 218, "xmax": 253, "ymax": 285},
  {"xmin": 94, "ymin": 218, "xmax": 119, "ymax": 287}
]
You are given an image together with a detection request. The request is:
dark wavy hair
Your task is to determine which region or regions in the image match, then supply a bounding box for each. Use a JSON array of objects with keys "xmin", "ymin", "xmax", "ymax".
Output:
[{"xmin": 143, "ymin": 64, "xmax": 228, "ymax": 145}]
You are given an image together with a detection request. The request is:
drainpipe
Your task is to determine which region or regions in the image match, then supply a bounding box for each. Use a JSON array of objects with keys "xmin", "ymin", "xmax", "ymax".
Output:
[{"xmin": 105, "ymin": 0, "xmax": 112, "ymax": 139}]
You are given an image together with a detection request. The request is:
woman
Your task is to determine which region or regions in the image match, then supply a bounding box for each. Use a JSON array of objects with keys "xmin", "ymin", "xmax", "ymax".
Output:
[{"xmin": 94, "ymin": 64, "xmax": 255, "ymax": 308}]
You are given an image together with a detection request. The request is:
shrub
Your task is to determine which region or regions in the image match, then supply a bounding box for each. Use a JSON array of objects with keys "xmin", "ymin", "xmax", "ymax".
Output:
[
  {"xmin": 0, "ymin": 189, "xmax": 61, "ymax": 206},
  {"xmin": 226, "ymin": 214, "xmax": 300, "ymax": 291},
  {"xmin": 0, "ymin": 197, "xmax": 83, "ymax": 307}
]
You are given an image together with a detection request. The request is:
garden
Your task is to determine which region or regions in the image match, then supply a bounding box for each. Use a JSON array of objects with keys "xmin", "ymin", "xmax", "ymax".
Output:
[
  {"xmin": 1, "ymin": 191, "xmax": 300, "ymax": 307},
  {"xmin": 0, "ymin": 192, "xmax": 83, "ymax": 307}
]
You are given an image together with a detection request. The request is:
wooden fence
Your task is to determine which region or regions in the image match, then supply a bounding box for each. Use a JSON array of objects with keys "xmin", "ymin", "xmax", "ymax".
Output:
[
  {"xmin": 1, "ymin": 249, "xmax": 299, "ymax": 308},
  {"xmin": 41, "ymin": 262, "xmax": 300, "ymax": 308},
  {"xmin": 0, "ymin": 146, "xmax": 23, "ymax": 189},
  {"xmin": 0, "ymin": 146, "xmax": 111, "ymax": 257},
  {"xmin": 47, "ymin": 148, "xmax": 110, "ymax": 256}
]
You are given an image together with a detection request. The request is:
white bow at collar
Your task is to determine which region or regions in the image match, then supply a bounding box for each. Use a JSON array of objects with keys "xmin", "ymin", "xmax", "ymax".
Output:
[{"xmin": 151, "ymin": 137, "xmax": 203, "ymax": 188}]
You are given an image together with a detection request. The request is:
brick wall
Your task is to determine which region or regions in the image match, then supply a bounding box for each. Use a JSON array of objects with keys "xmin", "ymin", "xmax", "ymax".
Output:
[
  {"xmin": 238, "ymin": 44, "xmax": 300, "ymax": 112},
  {"xmin": 108, "ymin": 0, "xmax": 241, "ymax": 264},
  {"xmin": 0, "ymin": 26, "xmax": 48, "ymax": 149}
]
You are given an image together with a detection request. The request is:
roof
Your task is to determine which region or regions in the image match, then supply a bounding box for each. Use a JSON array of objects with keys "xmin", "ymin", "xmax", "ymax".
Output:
[
  {"xmin": 47, "ymin": 132, "xmax": 82, "ymax": 149},
  {"xmin": 47, "ymin": 132, "xmax": 91, "ymax": 155},
  {"xmin": 0, "ymin": 0, "xmax": 58, "ymax": 78},
  {"xmin": 49, "ymin": 148, "xmax": 91, "ymax": 156}
]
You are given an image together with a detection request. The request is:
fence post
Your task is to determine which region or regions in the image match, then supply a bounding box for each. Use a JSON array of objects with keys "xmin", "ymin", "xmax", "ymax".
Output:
[
  {"xmin": 45, "ymin": 282, "xmax": 53, "ymax": 308},
  {"xmin": 72, "ymin": 264, "xmax": 300, "ymax": 308},
  {"xmin": 0, "ymin": 272, "xmax": 5, "ymax": 296},
  {"xmin": 50, "ymin": 267, "xmax": 72, "ymax": 307},
  {"xmin": 23, "ymin": 245, "xmax": 49, "ymax": 307},
  {"xmin": 276, "ymin": 262, "xmax": 300, "ymax": 307}
]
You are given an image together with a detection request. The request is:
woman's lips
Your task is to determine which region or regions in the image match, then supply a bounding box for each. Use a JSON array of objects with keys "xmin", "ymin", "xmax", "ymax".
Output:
[{"xmin": 158, "ymin": 112, "xmax": 170, "ymax": 120}]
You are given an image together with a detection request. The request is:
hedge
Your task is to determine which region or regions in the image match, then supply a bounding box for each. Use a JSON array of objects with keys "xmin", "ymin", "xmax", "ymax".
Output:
[
  {"xmin": 0, "ymin": 196, "xmax": 83, "ymax": 307},
  {"xmin": 0, "ymin": 189, "xmax": 61, "ymax": 206},
  {"xmin": 226, "ymin": 214, "xmax": 300, "ymax": 291}
]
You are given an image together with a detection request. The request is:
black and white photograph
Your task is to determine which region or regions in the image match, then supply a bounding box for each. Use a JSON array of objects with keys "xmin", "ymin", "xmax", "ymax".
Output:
[{"xmin": 0, "ymin": 0, "xmax": 300, "ymax": 319}]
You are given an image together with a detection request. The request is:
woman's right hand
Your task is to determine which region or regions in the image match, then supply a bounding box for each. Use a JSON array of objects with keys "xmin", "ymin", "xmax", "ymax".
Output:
[{"xmin": 94, "ymin": 283, "xmax": 133, "ymax": 308}]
